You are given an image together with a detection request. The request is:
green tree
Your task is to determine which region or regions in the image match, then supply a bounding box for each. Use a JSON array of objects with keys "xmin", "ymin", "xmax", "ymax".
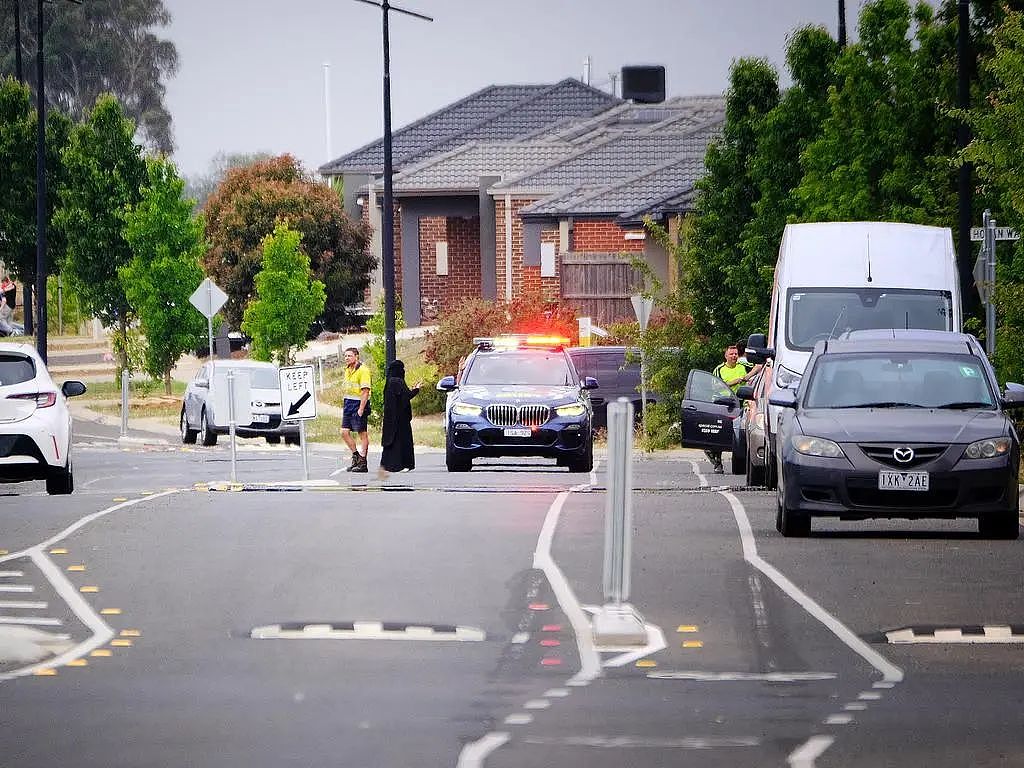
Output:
[
  {"xmin": 56, "ymin": 94, "xmax": 147, "ymax": 370},
  {"xmin": 203, "ymin": 155, "xmax": 374, "ymax": 332},
  {"xmin": 1, "ymin": 0, "xmax": 178, "ymax": 153},
  {"xmin": 0, "ymin": 76, "xmax": 72, "ymax": 334},
  {"xmin": 120, "ymin": 157, "xmax": 208, "ymax": 393},
  {"xmin": 686, "ymin": 57, "xmax": 780, "ymax": 352},
  {"xmin": 242, "ymin": 224, "xmax": 326, "ymax": 365}
]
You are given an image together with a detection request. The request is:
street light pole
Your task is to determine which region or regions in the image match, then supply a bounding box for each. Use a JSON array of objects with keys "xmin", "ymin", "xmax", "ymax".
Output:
[
  {"xmin": 14, "ymin": 0, "xmax": 24, "ymax": 81},
  {"xmin": 35, "ymin": 0, "xmax": 48, "ymax": 362},
  {"xmin": 957, "ymin": 0, "xmax": 976, "ymax": 318},
  {"xmin": 354, "ymin": 0, "xmax": 432, "ymax": 367}
]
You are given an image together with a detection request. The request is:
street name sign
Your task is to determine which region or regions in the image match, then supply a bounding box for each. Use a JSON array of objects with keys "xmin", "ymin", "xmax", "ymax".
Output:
[
  {"xmin": 279, "ymin": 364, "xmax": 317, "ymax": 421},
  {"xmin": 189, "ymin": 277, "xmax": 229, "ymax": 319},
  {"xmin": 970, "ymin": 227, "xmax": 1020, "ymax": 242}
]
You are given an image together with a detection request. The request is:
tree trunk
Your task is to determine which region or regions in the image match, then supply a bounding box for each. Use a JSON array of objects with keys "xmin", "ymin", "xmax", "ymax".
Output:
[
  {"xmin": 23, "ymin": 282, "xmax": 33, "ymax": 336},
  {"xmin": 164, "ymin": 368, "xmax": 172, "ymax": 395}
]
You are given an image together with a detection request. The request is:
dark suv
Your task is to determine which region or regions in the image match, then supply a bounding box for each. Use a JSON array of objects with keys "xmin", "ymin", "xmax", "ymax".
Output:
[
  {"xmin": 438, "ymin": 336, "xmax": 598, "ymax": 472},
  {"xmin": 568, "ymin": 346, "xmax": 660, "ymax": 428}
]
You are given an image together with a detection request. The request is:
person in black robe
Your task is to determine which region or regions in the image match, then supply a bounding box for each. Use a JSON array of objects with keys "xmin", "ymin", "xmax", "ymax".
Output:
[{"xmin": 379, "ymin": 359, "xmax": 420, "ymax": 476}]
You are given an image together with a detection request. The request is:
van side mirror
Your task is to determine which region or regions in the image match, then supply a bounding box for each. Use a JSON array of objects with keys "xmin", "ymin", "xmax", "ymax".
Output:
[
  {"xmin": 437, "ymin": 375, "xmax": 458, "ymax": 391},
  {"xmin": 745, "ymin": 332, "xmax": 773, "ymax": 364},
  {"xmin": 769, "ymin": 389, "xmax": 797, "ymax": 409}
]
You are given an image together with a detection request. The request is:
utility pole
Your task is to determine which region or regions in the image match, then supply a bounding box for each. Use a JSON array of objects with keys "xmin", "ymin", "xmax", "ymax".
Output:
[
  {"xmin": 957, "ymin": 0, "xmax": 976, "ymax": 318},
  {"xmin": 14, "ymin": 0, "xmax": 23, "ymax": 81},
  {"xmin": 838, "ymin": 0, "xmax": 847, "ymax": 47},
  {"xmin": 35, "ymin": 0, "xmax": 48, "ymax": 361},
  {"xmin": 354, "ymin": 0, "xmax": 433, "ymax": 367}
]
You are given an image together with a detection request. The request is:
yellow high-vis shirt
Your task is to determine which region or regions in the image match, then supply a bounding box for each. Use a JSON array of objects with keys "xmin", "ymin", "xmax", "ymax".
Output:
[{"xmin": 342, "ymin": 363, "xmax": 371, "ymax": 400}]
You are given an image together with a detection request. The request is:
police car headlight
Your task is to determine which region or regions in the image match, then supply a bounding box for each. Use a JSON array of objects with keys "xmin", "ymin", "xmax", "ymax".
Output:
[
  {"xmin": 963, "ymin": 437, "xmax": 1011, "ymax": 459},
  {"xmin": 452, "ymin": 403, "xmax": 482, "ymax": 417},
  {"xmin": 556, "ymin": 403, "xmax": 586, "ymax": 417},
  {"xmin": 791, "ymin": 435, "xmax": 844, "ymax": 458}
]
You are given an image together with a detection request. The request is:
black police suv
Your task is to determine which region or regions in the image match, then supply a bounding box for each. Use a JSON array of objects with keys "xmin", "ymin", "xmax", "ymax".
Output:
[{"xmin": 437, "ymin": 336, "xmax": 598, "ymax": 472}]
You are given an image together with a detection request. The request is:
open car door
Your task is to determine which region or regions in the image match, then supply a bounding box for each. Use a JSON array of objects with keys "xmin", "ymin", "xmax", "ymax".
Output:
[{"xmin": 680, "ymin": 369, "xmax": 739, "ymax": 452}]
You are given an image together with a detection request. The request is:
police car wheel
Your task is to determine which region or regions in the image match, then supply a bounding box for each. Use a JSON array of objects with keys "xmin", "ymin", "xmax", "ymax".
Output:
[
  {"xmin": 445, "ymin": 437, "xmax": 472, "ymax": 472},
  {"xmin": 567, "ymin": 438, "xmax": 594, "ymax": 473}
]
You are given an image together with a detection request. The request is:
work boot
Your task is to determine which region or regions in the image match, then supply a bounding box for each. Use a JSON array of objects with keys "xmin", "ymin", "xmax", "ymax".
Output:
[
  {"xmin": 351, "ymin": 453, "xmax": 368, "ymax": 473},
  {"xmin": 345, "ymin": 451, "xmax": 359, "ymax": 472}
]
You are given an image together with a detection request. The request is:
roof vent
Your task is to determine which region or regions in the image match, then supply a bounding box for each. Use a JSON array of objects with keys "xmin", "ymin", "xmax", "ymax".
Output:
[{"xmin": 621, "ymin": 66, "xmax": 666, "ymax": 104}]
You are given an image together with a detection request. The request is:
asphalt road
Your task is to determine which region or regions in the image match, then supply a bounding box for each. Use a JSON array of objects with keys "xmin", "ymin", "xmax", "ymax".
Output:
[{"xmin": 0, "ymin": 422, "xmax": 1021, "ymax": 767}]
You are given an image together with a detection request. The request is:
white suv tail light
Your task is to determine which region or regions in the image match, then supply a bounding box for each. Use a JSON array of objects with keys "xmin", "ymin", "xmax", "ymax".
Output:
[{"xmin": 8, "ymin": 392, "xmax": 57, "ymax": 408}]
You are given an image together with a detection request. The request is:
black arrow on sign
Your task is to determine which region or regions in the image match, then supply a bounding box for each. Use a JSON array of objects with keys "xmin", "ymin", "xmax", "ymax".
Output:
[{"xmin": 288, "ymin": 391, "xmax": 311, "ymax": 417}]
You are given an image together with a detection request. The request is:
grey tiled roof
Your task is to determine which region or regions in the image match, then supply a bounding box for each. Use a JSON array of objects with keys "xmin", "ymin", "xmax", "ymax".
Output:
[
  {"xmin": 491, "ymin": 119, "xmax": 723, "ymax": 196},
  {"xmin": 382, "ymin": 141, "xmax": 576, "ymax": 194},
  {"xmin": 320, "ymin": 79, "xmax": 619, "ymax": 175},
  {"xmin": 519, "ymin": 154, "xmax": 708, "ymax": 219}
]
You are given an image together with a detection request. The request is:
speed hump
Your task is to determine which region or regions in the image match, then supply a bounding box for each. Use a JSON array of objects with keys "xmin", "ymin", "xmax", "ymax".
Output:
[{"xmin": 279, "ymin": 364, "xmax": 317, "ymax": 421}]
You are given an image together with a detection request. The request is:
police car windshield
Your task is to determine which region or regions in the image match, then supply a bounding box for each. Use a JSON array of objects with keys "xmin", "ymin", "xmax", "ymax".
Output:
[{"xmin": 465, "ymin": 352, "xmax": 574, "ymax": 386}]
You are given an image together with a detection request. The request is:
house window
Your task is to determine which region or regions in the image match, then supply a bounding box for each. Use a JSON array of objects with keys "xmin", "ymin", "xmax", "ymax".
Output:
[
  {"xmin": 540, "ymin": 242, "xmax": 556, "ymax": 278},
  {"xmin": 435, "ymin": 241, "xmax": 449, "ymax": 276}
]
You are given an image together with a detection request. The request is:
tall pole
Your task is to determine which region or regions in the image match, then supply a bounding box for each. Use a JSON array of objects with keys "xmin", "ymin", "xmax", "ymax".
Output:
[
  {"xmin": 35, "ymin": 0, "xmax": 47, "ymax": 362},
  {"xmin": 838, "ymin": 0, "xmax": 847, "ymax": 48},
  {"xmin": 957, "ymin": 0, "xmax": 976, "ymax": 319},
  {"xmin": 14, "ymin": 0, "xmax": 24, "ymax": 81},
  {"xmin": 323, "ymin": 62, "xmax": 332, "ymax": 162},
  {"xmin": 354, "ymin": 0, "xmax": 432, "ymax": 369},
  {"xmin": 381, "ymin": 1, "xmax": 395, "ymax": 367}
]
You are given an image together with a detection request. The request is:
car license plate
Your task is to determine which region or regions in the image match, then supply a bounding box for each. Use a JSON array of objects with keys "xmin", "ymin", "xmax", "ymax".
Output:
[
  {"xmin": 878, "ymin": 470, "xmax": 929, "ymax": 491},
  {"xmin": 251, "ymin": 414, "xmax": 270, "ymax": 424},
  {"xmin": 503, "ymin": 428, "xmax": 531, "ymax": 438}
]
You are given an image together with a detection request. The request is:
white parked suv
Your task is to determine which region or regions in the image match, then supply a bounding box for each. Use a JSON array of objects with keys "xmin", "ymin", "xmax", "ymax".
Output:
[{"xmin": 0, "ymin": 343, "xmax": 86, "ymax": 494}]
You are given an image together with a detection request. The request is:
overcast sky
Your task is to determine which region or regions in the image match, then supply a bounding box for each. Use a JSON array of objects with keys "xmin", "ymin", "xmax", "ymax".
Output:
[{"xmin": 162, "ymin": 0, "xmax": 849, "ymax": 178}]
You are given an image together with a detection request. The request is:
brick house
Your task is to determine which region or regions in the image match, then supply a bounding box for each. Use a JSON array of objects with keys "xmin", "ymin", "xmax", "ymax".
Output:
[{"xmin": 321, "ymin": 81, "xmax": 724, "ymax": 326}]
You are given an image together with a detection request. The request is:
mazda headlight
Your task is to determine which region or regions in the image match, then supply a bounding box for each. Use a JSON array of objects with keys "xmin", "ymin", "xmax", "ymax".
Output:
[
  {"xmin": 776, "ymin": 365, "xmax": 802, "ymax": 390},
  {"xmin": 452, "ymin": 403, "xmax": 482, "ymax": 417},
  {"xmin": 791, "ymin": 434, "xmax": 844, "ymax": 458},
  {"xmin": 963, "ymin": 437, "xmax": 1011, "ymax": 459},
  {"xmin": 556, "ymin": 402, "xmax": 586, "ymax": 417}
]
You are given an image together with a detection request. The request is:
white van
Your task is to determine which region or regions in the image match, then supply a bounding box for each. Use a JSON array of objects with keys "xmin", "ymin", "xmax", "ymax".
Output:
[{"xmin": 748, "ymin": 221, "xmax": 962, "ymax": 485}]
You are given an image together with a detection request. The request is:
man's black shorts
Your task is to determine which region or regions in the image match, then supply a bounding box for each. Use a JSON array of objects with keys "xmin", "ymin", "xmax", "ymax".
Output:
[{"xmin": 342, "ymin": 399, "xmax": 369, "ymax": 432}]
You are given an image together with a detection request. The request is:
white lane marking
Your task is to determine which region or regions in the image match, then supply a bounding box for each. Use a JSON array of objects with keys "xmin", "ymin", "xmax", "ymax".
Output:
[
  {"xmin": 532, "ymin": 484, "xmax": 602, "ymax": 685},
  {"xmin": 886, "ymin": 625, "xmax": 1024, "ymax": 644},
  {"xmin": 600, "ymin": 623, "xmax": 666, "ymax": 667},
  {"xmin": 250, "ymin": 623, "xmax": 486, "ymax": 642},
  {"xmin": 872, "ymin": 681, "xmax": 896, "ymax": 689},
  {"xmin": 719, "ymin": 491, "xmax": 903, "ymax": 684},
  {"xmin": 688, "ymin": 459, "xmax": 709, "ymax": 487},
  {"xmin": 503, "ymin": 713, "xmax": 533, "ymax": 725},
  {"xmin": 510, "ymin": 632, "xmax": 529, "ymax": 644},
  {"xmin": 522, "ymin": 735, "xmax": 760, "ymax": 749},
  {"xmin": 455, "ymin": 733, "xmax": 510, "ymax": 768},
  {"xmin": 0, "ymin": 585, "xmax": 34, "ymax": 593},
  {"xmin": 544, "ymin": 688, "xmax": 570, "ymax": 698},
  {"xmin": 73, "ymin": 434, "xmax": 120, "ymax": 442},
  {"xmin": 824, "ymin": 714, "xmax": 853, "ymax": 725},
  {"xmin": 0, "ymin": 601, "xmax": 48, "ymax": 609},
  {"xmin": 81, "ymin": 475, "xmax": 115, "ymax": 488},
  {"xmin": 523, "ymin": 699, "xmax": 550, "ymax": 710},
  {"xmin": 647, "ymin": 671, "xmax": 837, "ymax": 682},
  {"xmin": 0, "ymin": 616, "xmax": 62, "ymax": 626},
  {"xmin": 857, "ymin": 691, "xmax": 882, "ymax": 701},
  {"xmin": 0, "ymin": 571, "xmax": 25, "ymax": 578},
  {"xmin": 788, "ymin": 736, "xmax": 836, "ymax": 768},
  {"xmin": 844, "ymin": 703, "xmax": 868, "ymax": 711},
  {"xmin": 329, "ymin": 467, "xmax": 346, "ymax": 478},
  {"xmin": 0, "ymin": 490, "xmax": 180, "ymax": 682}
]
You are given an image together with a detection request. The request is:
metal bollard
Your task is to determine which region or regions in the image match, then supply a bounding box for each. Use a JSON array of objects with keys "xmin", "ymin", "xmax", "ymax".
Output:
[{"xmin": 603, "ymin": 397, "xmax": 634, "ymax": 604}]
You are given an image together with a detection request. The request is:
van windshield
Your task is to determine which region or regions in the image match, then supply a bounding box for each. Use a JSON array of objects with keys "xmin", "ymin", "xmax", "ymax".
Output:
[{"xmin": 787, "ymin": 288, "xmax": 952, "ymax": 351}]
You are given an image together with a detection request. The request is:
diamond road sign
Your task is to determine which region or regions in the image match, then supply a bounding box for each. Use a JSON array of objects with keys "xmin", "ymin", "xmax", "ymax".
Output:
[
  {"xmin": 189, "ymin": 277, "xmax": 228, "ymax": 319},
  {"xmin": 970, "ymin": 227, "xmax": 1020, "ymax": 242},
  {"xmin": 279, "ymin": 364, "xmax": 317, "ymax": 421}
]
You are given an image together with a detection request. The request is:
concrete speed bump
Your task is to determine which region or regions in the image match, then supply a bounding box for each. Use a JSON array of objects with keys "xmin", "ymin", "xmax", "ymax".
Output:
[{"xmin": 0, "ymin": 626, "xmax": 74, "ymax": 664}]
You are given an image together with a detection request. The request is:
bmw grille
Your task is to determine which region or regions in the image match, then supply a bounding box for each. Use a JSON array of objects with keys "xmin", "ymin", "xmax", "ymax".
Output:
[{"xmin": 485, "ymin": 404, "xmax": 551, "ymax": 427}]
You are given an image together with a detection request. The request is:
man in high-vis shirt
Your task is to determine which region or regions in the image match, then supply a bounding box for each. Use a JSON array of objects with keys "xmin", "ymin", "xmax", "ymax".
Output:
[
  {"xmin": 706, "ymin": 344, "xmax": 752, "ymax": 474},
  {"xmin": 341, "ymin": 347, "xmax": 371, "ymax": 472}
]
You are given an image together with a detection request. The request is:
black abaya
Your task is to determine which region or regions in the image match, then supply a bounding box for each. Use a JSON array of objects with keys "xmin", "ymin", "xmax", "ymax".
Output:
[{"xmin": 380, "ymin": 360, "xmax": 419, "ymax": 472}]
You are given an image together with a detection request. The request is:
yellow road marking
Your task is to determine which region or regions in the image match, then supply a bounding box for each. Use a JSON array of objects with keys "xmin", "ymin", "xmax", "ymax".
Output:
[
  {"xmin": 110, "ymin": 639, "xmax": 133, "ymax": 647},
  {"xmin": 90, "ymin": 649, "xmax": 112, "ymax": 658},
  {"xmin": 635, "ymin": 660, "xmax": 658, "ymax": 668},
  {"xmin": 676, "ymin": 625, "xmax": 699, "ymax": 633},
  {"xmin": 79, "ymin": 586, "xmax": 99, "ymax": 593},
  {"xmin": 120, "ymin": 629, "xmax": 141, "ymax": 637},
  {"xmin": 49, "ymin": 548, "xmax": 68, "ymax": 555},
  {"xmin": 100, "ymin": 608, "xmax": 122, "ymax": 615},
  {"xmin": 33, "ymin": 668, "xmax": 57, "ymax": 676},
  {"xmin": 68, "ymin": 659, "xmax": 88, "ymax": 667},
  {"xmin": 0, "ymin": 550, "xmax": 8, "ymax": 555},
  {"xmin": 112, "ymin": 497, "xmax": 128, "ymax": 502},
  {"xmin": 67, "ymin": 565, "xmax": 86, "ymax": 572},
  {"xmin": 682, "ymin": 640, "xmax": 704, "ymax": 648}
]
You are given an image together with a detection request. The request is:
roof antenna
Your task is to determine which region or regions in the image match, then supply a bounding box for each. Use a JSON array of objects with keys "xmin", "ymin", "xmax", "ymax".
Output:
[{"xmin": 866, "ymin": 232, "xmax": 873, "ymax": 283}]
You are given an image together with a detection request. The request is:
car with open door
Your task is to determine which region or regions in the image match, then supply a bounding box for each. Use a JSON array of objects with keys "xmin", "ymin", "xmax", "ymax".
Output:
[{"xmin": 679, "ymin": 369, "xmax": 741, "ymax": 465}]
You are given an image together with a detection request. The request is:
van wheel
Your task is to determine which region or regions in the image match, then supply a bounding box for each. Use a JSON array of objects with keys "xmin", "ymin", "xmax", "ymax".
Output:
[
  {"xmin": 200, "ymin": 410, "xmax": 218, "ymax": 446},
  {"xmin": 180, "ymin": 408, "xmax": 198, "ymax": 444},
  {"xmin": 746, "ymin": 446, "xmax": 765, "ymax": 486},
  {"xmin": 46, "ymin": 459, "xmax": 74, "ymax": 495}
]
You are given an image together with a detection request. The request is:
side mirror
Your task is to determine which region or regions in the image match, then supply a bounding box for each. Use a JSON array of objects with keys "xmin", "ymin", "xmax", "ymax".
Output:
[
  {"xmin": 437, "ymin": 375, "xmax": 458, "ymax": 391},
  {"xmin": 582, "ymin": 377, "xmax": 599, "ymax": 390},
  {"xmin": 195, "ymin": 379, "xmax": 209, "ymax": 389},
  {"xmin": 713, "ymin": 396, "xmax": 738, "ymax": 410},
  {"xmin": 769, "ymin": 389, "xmax": 797, "ymax": 409},
  {"xmin": 61, "ymin": 380, "xmax": 87, "ymax": 398},
  {"xmin": 745, "ymin": 333, "xmax": 773, "ymax": 364},
  {"xmin": 1001, "ymin": 382, "xmax": 1024, "ymax": 409},
  {"xmin": 735, "ymin": 385, "xmax": 755, "ymax": 401}
]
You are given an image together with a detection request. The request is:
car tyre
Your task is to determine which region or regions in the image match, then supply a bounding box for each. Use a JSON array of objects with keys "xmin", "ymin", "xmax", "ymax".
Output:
[
  {"xmin": 445, "ymin": 436, "xmax": 472, "ymax": 472},
  {"xmin": 567, "ymin": 435, "xmax": 594, "ymax": 473},
  {"xmin": 265, "ymin": 435, "xmax": 282, "ymax": 445},
  {"xmin": 200, "ymin": 409, "xmax": 218, "ymax": 446},
  {"xmin": 730, "ymin": 448, "xmax": 744, "ymax": 476},
  {"xmin": 776, "ymin": 466, "xmax": 810, "ymax": 537},
  {"xmin": 979, "ymin": 511, "xmax": 1020, "ymax": 540},
  {"xmin": 284, "ymin": 434, "xmax": 300, "ymax": 446},
  {"xmin": 180, "ymin": 407, "xmax": 198, "ymax": 444},
  {"xmin": 746, "ymin": 442, "xmax": 765, "ymax": 486},
  {"xmin": 764, "ymin": 442, "xmax": 778, "ymax": 490},
  {"xmin": 46, "ymin": 459, "xmax": 74, "ymax": 495}
]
